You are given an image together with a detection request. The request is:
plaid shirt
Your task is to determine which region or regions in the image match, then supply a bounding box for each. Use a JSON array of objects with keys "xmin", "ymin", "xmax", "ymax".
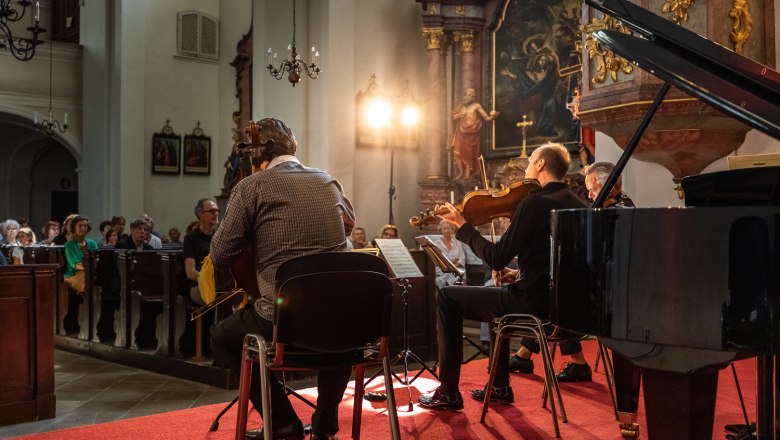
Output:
[{"xmin": 210, "ymin": 160, "xmax": 355, "ymax": 320}]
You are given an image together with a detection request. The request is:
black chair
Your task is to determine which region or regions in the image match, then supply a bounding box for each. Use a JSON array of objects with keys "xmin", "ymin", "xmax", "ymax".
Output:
[{"xmin": 234, "ymin": 252, "xmax": 401, "ymax": 440}]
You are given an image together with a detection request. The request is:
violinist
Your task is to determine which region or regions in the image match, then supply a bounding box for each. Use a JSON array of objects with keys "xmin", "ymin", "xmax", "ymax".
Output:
[
  {"xmin": 418, "ymin": 143, "xmax": 587, "ymax": 411},
  {"xmin": 209, "ymin": 118, "xmax": 356, "ymax": 440}
]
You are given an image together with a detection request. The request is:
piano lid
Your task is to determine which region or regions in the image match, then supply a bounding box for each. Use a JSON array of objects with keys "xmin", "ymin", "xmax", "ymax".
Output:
[{"xmin": 586, "ymin": 0, "xmax": 780, "ymax": 141}]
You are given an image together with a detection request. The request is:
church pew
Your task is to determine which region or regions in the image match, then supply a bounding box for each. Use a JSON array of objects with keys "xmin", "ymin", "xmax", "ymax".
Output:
[
  {"xmin": 117, "ymin": 250, "xmax": 169, "ymax": 351},
  {"xmin": 158, "ymin": 252, "xmax": 188, "ymax": 357},
  {"xmin": 86, "ymin": 249, "xmax": 118, "ymax": 344}
]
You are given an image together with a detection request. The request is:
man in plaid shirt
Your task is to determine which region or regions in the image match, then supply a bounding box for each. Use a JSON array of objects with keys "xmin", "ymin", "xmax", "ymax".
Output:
[{"xmin": 210, "ymin": 118, "xmax": 355, "ymax": 440}]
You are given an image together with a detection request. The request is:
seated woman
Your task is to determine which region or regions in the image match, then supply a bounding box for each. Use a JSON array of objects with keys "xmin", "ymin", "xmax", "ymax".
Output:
[
  {"xmin": 63, "ymin": 215, "xmax": 99, "ymax": 335},
  {"xmin": 39, "ymin": 221, "xmax": 61, "ymax": 246},
  {"xmin": 11, "ymin": 227, "xmax": 37, "ymax": 264},
  {"xmin": 3, "ymin": 219, "xmax": 20, "ymax": 247},
  {"xmin": 371, "ymin": 224, "xmax": 399, "ymax": 247},
  {"xmin": 433, "ymin": 221, "xmax": 467, "ymax": 289}
]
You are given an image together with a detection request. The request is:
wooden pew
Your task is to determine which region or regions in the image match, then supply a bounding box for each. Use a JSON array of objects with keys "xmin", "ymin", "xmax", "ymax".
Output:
[
  {"xmin": 14, "ymin": 246, "xmax": 68, "ymax": 337},
  {"xmin": 117, "ymin": 250, "xmax": 168, "ymax": 350},
  {"xmin": 86, "ymin": 249, "xmax": 118, "ymax": 344},
  {"xmin": 158, "ymin": 252, "xmax": 188, "ymax": 357},
  {"xmin": 0, "ymin": 264, "xmax": 57, "ymax": 426}
]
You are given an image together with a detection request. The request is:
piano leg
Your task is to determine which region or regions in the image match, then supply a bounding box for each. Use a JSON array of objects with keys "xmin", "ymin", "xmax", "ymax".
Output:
[
  {"xmin": 642, "ymin": 368, "xmax": 719, "ymax": 440},
  {"xmin": 613, "ymin": 351, "xmax": 642, "ymax": 438},
  {"xmin": 756, "ymin": 354, "xmax": 774, "ymax": 439}
]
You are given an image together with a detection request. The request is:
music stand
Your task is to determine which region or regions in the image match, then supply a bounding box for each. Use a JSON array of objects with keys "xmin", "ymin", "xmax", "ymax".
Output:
[{"xmin": 415, "ymin": 236, "xmax": 465, "ymax": 285}]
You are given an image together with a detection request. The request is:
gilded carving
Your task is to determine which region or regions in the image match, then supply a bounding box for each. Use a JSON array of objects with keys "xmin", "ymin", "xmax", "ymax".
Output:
[
  {"xmin": 429, "ymin": 3, "xmax": 438, "ymax": 15},
  {"xmin": 453, "ymin": 31, "xmax": 474, "ymax": 53},
  {"xmin": 729, "ymin": 0, "xmax": 752, "ymax": 53},
  {"xmin": 580, "ymin": 15, "xmax": 633, "ymax": 84},
  {"xmin": 662, "ymin": 0, "xmax": 696, "ymax": 24},
  {"xmin": 422, "ymin": 27, "xmax": 446, "ymax": 50},
  {"xmin": 455, "ymin": 6, "xmax": 465, "ymax": 16}
]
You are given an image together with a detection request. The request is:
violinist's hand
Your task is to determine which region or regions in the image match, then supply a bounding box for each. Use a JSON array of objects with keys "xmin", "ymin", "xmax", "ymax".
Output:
[
  {"xmin": 492, "ymin": 268, "xmax": 519, "ymax": 287},
  {"xmin": 435, "ymin": 202, "xmax": 467, "ymax": 228}
]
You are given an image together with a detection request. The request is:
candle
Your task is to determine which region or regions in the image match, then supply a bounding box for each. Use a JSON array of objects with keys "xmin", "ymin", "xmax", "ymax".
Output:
[
  {"xmin": 34, "ymin": 112, "xmax": 37, "ymax": 124},
  {"xmin": 34, "ymin": 2, "xmax": 40, "ymax": 22},
  {"xmin": 64, "ymin": 112, "xmax": 68, "ymax": 125},
  {"xmin": 311, "ymin": 46, "xmax": 315, "ymax": 64},
  {"xmin": 450, "ymin": 191, "xmax": 454, "ymax": 204},
  {"xmin": 267, "ymin": 48, "xmax": 272, "ymax": 66}
]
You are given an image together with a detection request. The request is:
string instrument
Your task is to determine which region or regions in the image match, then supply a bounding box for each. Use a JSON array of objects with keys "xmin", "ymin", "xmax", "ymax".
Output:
[{"xmin": 409, "ymin": 178, "xmax": 541, "ymax": 229}]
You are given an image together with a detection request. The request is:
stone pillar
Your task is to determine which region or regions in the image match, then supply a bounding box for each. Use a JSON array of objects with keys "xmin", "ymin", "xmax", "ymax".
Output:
[
  {"xmin": 422, "ymin": 27, "xmax": 447, "ymax": 179},
  {"xmin": 454, "ymin": 30, "xmax": 475, "ymax": 92}
]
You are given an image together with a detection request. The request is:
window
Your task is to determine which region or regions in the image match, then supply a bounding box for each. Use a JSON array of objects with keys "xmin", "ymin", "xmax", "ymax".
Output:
[{"xmin": 177, "ymin": 11, "xmax": 218, "ymax": 60}]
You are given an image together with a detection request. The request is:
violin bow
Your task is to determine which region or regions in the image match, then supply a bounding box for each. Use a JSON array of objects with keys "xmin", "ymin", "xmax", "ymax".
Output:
[{"xmin": 477, "ymin": 155, "xmax": 497, "ymax": 243}]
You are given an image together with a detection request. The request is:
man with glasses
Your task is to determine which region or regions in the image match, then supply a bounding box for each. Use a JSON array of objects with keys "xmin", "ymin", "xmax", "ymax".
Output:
[{"xmin": 184, "ymin": 198, "xmax": 220, "ymax": 305}]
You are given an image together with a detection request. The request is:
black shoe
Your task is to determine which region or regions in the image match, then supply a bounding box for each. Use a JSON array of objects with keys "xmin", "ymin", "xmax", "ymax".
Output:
[
  {"xmin": 470, "ymin": 385, "xmax": 514, "ymax": 405},
  {"xmin": 310, "ymin": 434, "xmax": 338, "ymax": 440},
  {"xmin": 556, "ymin": 362, "xmax": 592, "ymax": 382},
  {"xmin": 245, "ymin": 420, "xmax": 306, "ymax": 440},
  {"xmin": 418, "ymin": 387, "xmax": 464, "ymax": 411},
  {"xmin": 508, "ymin": 355, "xmax": 534, "ymax": 374},
  {"xmin": 363, "ymin": 392, "xmax": 387, "ymax": 402}
]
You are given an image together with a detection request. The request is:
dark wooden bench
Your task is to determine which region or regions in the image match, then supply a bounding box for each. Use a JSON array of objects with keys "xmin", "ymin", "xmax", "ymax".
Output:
[{"xmin": 117, "ymin": 251, "xmax": 167, "ymax": 350}]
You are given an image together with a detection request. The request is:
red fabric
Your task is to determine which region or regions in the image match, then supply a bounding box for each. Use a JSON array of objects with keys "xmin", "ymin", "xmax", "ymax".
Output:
[
  {"xmin": 451, "ymin": 118, "xmax": 483, "ymax": 174},
  {"xmin": 16, "ymin": 340, "xmax": 755, "ymax": 439}
]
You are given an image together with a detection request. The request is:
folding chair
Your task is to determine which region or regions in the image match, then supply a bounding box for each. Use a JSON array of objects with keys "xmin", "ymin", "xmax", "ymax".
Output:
[{"xmin": 234, "ymin": 252, "xmax": 401, "ymax": 440}]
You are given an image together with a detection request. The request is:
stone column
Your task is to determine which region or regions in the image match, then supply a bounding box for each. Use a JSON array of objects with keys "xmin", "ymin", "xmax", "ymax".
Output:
[
  {"xmin": 454, "ymin": 30, "xmax": 475, "ymax": 92},
  {"xmin": 422, "ymin": 27, "xmax": 446, "ymax": 179}
]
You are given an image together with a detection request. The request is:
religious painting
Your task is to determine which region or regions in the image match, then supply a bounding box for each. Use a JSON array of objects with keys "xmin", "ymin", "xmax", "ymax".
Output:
[
  {"xmin": 488, "ymin": 0, "xmax": 583, "ymax": 155},
  {"xmin": 152, "ymin": 125, "xmax": 181, "ymax": 175},
  {"xmin": 183, "ymin": 128, "xmax": 211, "ymax": 175}
]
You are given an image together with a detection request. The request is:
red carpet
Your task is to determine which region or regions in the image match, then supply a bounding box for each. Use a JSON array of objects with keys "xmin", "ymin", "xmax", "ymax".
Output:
[{"xmin": 13, "ymin": 340, "xmax": 755, "ymax": 439}]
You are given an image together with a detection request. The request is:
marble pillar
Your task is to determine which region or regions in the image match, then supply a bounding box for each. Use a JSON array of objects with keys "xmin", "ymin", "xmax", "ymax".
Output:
[
  {"xmin": 455, "ymin": 30, "xmax": 475, "ymax": 92},
  {"xmin": 422, "ymin": 27, "xmax": 447, "ymax": 179}
]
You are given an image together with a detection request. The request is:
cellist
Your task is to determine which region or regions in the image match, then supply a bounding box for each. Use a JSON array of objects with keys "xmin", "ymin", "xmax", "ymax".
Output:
[
  {"xmin": 418, "ymin": 143, "xmax": 587, "ymax": 411},
  {"xmin": 209, "ymin": 118, "xmax": 356, "ymax": 440}
]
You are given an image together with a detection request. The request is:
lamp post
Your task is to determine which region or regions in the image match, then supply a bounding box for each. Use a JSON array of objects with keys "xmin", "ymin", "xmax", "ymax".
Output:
[{"xmin": 365, "ymin": 90, "xmax": 419, "ymax": 226}]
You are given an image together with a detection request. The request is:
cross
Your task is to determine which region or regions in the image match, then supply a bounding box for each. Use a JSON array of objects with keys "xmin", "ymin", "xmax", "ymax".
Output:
[{"xmin": 516, "ymin": 115, "xmax": 534, "ymax": 158}]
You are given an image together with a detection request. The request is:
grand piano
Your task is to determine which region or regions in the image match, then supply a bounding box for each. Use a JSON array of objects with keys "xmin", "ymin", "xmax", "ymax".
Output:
[{"xmin": 550, "ymin": 0, "xmax": 780, "ymax": 439}]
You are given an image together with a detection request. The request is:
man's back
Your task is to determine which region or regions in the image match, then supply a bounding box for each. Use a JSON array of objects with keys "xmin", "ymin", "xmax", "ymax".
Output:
[{"xmin": 211, "ymin": 161, "xmax": 354, "ymax": 320}]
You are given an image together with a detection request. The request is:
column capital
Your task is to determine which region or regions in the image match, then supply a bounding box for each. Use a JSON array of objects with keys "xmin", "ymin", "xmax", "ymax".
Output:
[
  {"xmin": 421, "ymin": 27, "xmax": 446, "ymax": 50},
  {"xmin": 453, "ymin": 30, "xmax": 475, "ymax": 53}
]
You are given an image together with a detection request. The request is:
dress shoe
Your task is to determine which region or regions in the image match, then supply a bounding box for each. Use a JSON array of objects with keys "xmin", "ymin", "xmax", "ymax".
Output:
[
  {"xmin": 556, "ymin": 362, "xmax": 592, "ymax": 382},
  {"xmin": 470, "ymin": 385, "xmax": 514, "ymax": 405},
  {"xmin": 418, "ymin": 387, "xmax": 464, "ymax": 411},
  {"xmin": 310, "ymin": 434, "xmax": 338, "ymax": 440},
  {"xmin": 508, "ymin": 355, "xmax": 534, "ymax": 374},
  {"xmin": 245, "ymin": 420, "xmax": 306, "ymax": 440}
]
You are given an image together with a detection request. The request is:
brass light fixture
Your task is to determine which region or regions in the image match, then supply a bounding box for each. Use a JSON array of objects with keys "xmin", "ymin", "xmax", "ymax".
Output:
[
  {"xmin": 34, "ymin": 39, "xmax": 67, "ymax": 135},
  {"xmin": 0, "ymin": 0, "xmax": 46, "ymax": 61},
  {"xmin": 266, "ymin": 0, "xmax": 321, "ymax": 86}
]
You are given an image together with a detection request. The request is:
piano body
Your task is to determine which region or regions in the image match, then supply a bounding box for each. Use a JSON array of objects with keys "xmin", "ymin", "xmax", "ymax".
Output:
[{"xmin": 551, "ymin": 0, "xmax": 780, "ymax": 439}]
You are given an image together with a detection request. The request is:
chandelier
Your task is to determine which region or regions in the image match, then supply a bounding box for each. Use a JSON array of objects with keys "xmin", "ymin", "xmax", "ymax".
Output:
[
  {"xmin": 0, "ymin": 0, "xmax": 46, "ymax": 61},
  {"xmin": 266, "ymin": 0, "xmax": 320, "ymax": 86},
  {"xmin": 34, "ymin": 39, "xmax": 67, "ymax": 135}
]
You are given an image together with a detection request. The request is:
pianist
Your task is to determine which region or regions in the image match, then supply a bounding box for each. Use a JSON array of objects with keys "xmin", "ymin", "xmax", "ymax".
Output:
[
  {"xmin": 419, "ymin": 143, "xmax": 587, "ymax": 410},
  {"xmin": 209, "ymin": 118, "xmax": 356, "ymax": 440}
]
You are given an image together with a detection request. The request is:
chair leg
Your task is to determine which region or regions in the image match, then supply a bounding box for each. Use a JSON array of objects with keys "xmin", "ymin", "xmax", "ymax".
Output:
[
  {"xmin": 258, "ymin": 347, "xmax": 273, "ymax": 440},
  {"xmin": 480, "ymin": 330, "xmax": 504, "ymax": 423},
  {"xmin": 535, "ymin": 328, "xmax": 563, "ymax": 436},
  {"xmin": 235, "ymin": 350, "xmax": 253, "ymax": 440},
  {"xmin": 352, "ymin": 365, "xmax": 366, "ymax": 440},
  {"xmin": 383, "ymin": 354, "xmax": 402, "ymax": 440}
]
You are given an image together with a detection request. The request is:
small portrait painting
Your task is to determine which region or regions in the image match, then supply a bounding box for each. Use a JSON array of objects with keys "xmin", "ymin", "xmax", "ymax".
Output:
[
  {"xmin": 183, "ymin": 135, "xmax": 211, "ymax": 175},
  {"xmin": 152, "ymin": 134, "xmax": 181, "ymax": 174}
]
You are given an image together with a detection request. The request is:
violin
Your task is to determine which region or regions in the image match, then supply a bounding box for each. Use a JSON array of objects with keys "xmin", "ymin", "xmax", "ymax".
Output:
[{"xmin": 409, "ymin": 179, "xmax": 541, "ymax": 229}]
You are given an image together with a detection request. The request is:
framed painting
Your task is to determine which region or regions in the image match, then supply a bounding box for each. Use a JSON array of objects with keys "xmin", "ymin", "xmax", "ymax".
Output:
[
  {"xmin": 183, "ymin": 131, "xmax": 211, "ymax": 175},
  {"xmin": 152, "ymin": 125, "xmax": 181, "ymax": 175},
  {"xmin": 488, "ymin": 0, "xmax": 583, "ymax": 156}
]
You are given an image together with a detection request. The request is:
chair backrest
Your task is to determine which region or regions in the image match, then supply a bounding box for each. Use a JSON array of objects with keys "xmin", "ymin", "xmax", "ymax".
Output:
[
  {"xmin": 274, "ymin": 270, "xmax": 393, "ymax": 352},
  {"xmin": 274, "ymin": 251, "xmax": 390, "ymax": 288}
]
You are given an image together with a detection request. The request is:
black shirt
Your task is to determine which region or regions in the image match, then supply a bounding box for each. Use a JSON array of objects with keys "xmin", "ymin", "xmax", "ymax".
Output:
[
  {"xmin": 456, "ymin": 181, "xmax": 587, "ymax": 313},
  {"xmin": 183, "ymin": 227, "xmax": 212, "ymax": 288},
  {"xmin": 115, "ymin": 236, "xmax": 153, "ymax": 251}
]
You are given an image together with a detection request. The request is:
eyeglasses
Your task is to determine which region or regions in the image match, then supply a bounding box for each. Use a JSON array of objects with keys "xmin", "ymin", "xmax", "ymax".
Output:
[{"xmin": 202, "ymin": 209, "xmax": 220, "ymax": 214}]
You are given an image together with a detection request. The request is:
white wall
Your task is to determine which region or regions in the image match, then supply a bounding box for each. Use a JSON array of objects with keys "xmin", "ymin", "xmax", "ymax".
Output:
[{"xmin": 252, "ymin": 0, "xmax": 427, "ymax": 246}]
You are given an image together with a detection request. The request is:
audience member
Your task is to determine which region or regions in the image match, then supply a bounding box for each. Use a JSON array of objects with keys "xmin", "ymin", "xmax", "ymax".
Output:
[
  {"xmin": 116, "ymin": 218, "xmax": 153, "ymax": 251},
  {"xmin": 54, "ymin": 214, "xmax": 78, "ymax": 245},
  {"xmin": 433, "ymin": 221, "xmax": 467, "ymax": 289},
  {"xmin": 139, "ymin": 214, "xmax": 162, "ymax": 249},
  {"xmin": 350, "ymin": 226, "xmax": 369, "ymax": 249},
  {"xmin": 210, "ymin": 117, "xmax": 356, "ymax": 440},
  {"xmin": 418, "ymin": 143, "xmax": 587, "ymax": 411},
  {"xmin": 63, "ymin": 215, "xmax": 98, "ymax": 335},
  {"xmin": 3, "ymin": 219, "xmax": 20, "ymax": 246},
  {"xmin": 111, "ymin": 215, "xmax": 128, "ymax": 240},
  {"xmin": 97, "ymin": 220, "xmax": 113, "ymax": 245},
  {"xmin": 12, "ymin": 227, "xmax": 37, "ymax": 264},
  {"xmin": 168, "ymin": 227, "xmax": 182, "ymax": 244},
  {"xmin": 39, "ymin": 221, "xmax": 61, "ymax": 246},
  {"xmin": 183, "ymin": 198, "xmax": 219, "ymax": 305},
  {"xmin": 104, "ymin": 228, "xmax": 118, "ymax": 246},
  {"xmin": 17, "ymin": 217, "xmax": 30, "ymax": 229}
]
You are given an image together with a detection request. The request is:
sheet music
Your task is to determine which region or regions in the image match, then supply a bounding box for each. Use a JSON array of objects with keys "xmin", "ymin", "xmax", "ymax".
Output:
[{"xmin": 374, "ymin": 239, "xmax": 424, "ymax": 278}]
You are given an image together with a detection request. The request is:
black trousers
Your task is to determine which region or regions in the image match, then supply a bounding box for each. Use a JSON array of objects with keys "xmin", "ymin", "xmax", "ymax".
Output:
[
  {"xmin": 210, "ymin": 307, "xmax": 351, "ymax": 436},
  {"xmin": 437, "ymin": 284, "xmax": 546, "ymax": 392}
]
